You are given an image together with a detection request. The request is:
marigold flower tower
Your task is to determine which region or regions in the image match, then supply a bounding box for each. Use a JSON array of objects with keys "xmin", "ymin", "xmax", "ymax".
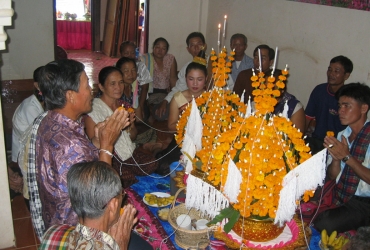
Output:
[{"xmin": 176, "ymin": 47, "xmax": 327, "ymax": 249}]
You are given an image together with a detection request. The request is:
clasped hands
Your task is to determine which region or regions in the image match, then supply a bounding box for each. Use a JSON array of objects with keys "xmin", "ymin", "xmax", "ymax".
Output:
[
  {"xmin": 324, "ymin": 135, "xmax": 350, "ymax": 161},
  {"xmin": 94, "ymin": 108, "xmax": 131, "ymax": 148}
]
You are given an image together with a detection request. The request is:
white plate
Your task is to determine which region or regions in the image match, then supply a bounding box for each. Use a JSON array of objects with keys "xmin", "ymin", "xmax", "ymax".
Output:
[{"xmin": 143, "ymin": 192, "xmax": 171, "ymax": 207}]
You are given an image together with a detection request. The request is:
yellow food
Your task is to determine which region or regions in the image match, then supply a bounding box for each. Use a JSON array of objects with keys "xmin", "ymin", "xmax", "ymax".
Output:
[
  {"xmin": 158, "ymin": 208, "xmax": 169, "ymax": 221},
  {"xmin": 328, "ymin": 230, "xmax": 337, "ymax": 245},
  {"xmin": 321, "ymin": 229, "xmax": 328, "ymax": 248},
  {"xmin": 144, "ymin": 193, "xmax": 175, "ymax": 206}
]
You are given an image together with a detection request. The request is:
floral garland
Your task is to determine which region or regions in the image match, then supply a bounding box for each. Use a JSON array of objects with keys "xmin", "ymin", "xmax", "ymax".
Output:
[{"xmin": 176, "ymin": 48, "xmax": 313, "ymax": 220}]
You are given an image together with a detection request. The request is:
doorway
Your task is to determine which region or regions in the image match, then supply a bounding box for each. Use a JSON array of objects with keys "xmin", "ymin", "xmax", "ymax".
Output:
[{"xmin": 53, "ymin": 0, "xmax": 149, "ymax": 58}]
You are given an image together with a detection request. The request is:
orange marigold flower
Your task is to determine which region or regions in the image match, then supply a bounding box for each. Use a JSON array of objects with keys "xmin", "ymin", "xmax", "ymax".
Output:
[
  {"xmin": 282, "ymin": 69, "xmax": 289, "ymax": 75},
  {"xmin": 326, "ymin": 131, "xmax": 334, "ymax": 137},
  {"xmin": 251, "ymin": 75, "xmax": 258, "ymax": 81},
  {"xmin": 252, "ymin": 81, "xmax": 260, "ymax": 88},
  {"xmin": 276, "ymin": 81, "xmax": 285, "ymax": 89}
]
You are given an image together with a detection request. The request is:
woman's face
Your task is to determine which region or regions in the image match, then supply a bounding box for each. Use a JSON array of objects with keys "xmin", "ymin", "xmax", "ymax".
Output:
[
  {"xmin": 99, "ymin": 71, "xmax": 124, "ymax": 100},
  {"xmin": 186, "ymin": 69, "xmax": 206, "ymax": 96},
  {"xmin": 119, "ymin": 62, "xmax": 137, "ymax": 84},
  {"xmin": 153, "ymin": 41, "xmax": 168, "ymax": 59}
]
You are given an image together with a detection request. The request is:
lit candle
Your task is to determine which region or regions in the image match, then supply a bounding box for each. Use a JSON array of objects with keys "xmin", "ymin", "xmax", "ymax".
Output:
[
  {"xmin": 223, "ymin": 15, "xmax": 227, "ymax": 38},
  {"xmin": 258, "ymin": 48, "xmax": 262, "ymax": 72},
  {"xmin": 218, "ymin": 23, "xmax": 221, "ymax": 52},
  {"xmin": 272, "ymin": 47, "xmax": 278, "ymax": 76}
]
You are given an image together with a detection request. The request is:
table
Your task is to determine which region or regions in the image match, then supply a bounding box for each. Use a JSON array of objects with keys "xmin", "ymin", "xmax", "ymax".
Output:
[{"xmin": 56, "ymin": 20, "xmax": 91, "ymax": 50}]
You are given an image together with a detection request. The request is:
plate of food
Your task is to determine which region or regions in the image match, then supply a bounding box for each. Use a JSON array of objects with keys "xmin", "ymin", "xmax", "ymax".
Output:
[{"xmin": 143, "ymin": 192, "xmax": 174, "ymax": 207}]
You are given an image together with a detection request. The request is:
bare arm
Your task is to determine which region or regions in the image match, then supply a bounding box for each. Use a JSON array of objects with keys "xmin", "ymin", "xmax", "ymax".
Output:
[
  {"xmin": 169, "ymin": 58, "xmax": 178, "ymax": 88},
  {"xmin": 167, "ymin": 97, "xmax": 180, "ymax": 132},
  {"xmin": 127, "ymin": 112, "xmax": 138, "ymax": 141},
  {"xmin": 138, "ymin": 83, "xmax": 148, "ymax": 120},
  {"xmin": 290, "ymin": 107, "xmax": 306, "ymax": 134}
]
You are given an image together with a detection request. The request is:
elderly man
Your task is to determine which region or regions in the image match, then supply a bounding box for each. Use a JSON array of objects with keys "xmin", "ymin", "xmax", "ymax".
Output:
[
  {"xmin": 28, "ymin": 59, "xmax": 130, "ymax": 239},
  {"xmin": 227, "ymin": 33, "xmax": 253, "ymax": 90},
  {"xmin": 315, "ymin": 83, "xmax": 370, "ymax": 234},
  {"xmin": 39, "ymin": 161, "xmax": 151, "ymax": 249}
]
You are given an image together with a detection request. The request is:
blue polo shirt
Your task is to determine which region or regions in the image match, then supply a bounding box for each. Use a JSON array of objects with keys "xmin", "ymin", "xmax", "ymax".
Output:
[{"xmin": 305, "ymin": 83, "xmax": 346, "ymax": 140}]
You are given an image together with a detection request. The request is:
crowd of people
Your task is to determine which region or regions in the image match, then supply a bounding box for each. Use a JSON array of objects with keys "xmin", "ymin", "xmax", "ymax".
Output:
[{"xmin": 7, "ymin": 30, "xmax": 370, "ymax": 249}]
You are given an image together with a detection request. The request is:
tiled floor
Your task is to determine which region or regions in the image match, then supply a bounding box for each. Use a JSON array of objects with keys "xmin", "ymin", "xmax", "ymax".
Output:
[{"xmin": 1, "ymin": 195, "xmax": 39, "ymax": 249}]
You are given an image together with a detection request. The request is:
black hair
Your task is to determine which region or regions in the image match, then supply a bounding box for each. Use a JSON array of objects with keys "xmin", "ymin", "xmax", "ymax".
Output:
[
  {"xmin": 230, "ymin": 33, "xmax": 247, "ymax": 45},
  {"xmin": 97, "ymin": 66, "xmax": 123, "ymax": 96},
  {"xmin": 33, "ymin": 66, "xmax": 44, "ymax": 102},
  {"xmin": 116, "ymin": 57, "xmax": 137, "ymax": 70},
  {"xmin": 185, "ymin": 62, "xmax": 207, "ymax": 77},
  {"xmin": 152, "ymin": 37, "xmax": 169, "ymax": 51},
  {"xmin": 253, "ymin": 45, "xmax": 275, "ymax": 61},
  {"xmin": 38, "ymin": 59, "xmax": 85, "ymax": 110},
  {"xmin": 330, "ymin": 55, "xmax": 353, "ymax": 74},
  {"xmin": 186, "ymin": 32, "xmax": 205, "ymax": 47},
  {"xmin": 336, "ymin": 82, "xmax": 370, "ymax": 112}
]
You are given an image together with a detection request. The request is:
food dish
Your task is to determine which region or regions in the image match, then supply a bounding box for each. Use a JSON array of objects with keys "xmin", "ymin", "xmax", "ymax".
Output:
[{"xmin": 143, "ymin": 192, "xmax": 172, "ymax": 207}]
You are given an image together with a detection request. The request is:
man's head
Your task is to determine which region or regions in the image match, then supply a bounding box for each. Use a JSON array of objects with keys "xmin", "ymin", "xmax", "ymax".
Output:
[
  {"xmin": 253, "ymin": 45, "xmax": 274, "ymax": 72},
  {"xmin": 119, "ymin": 41, "xmax": 136, "ymax": 59},
  {"xmin": 336, "ymin": 82, "xmax": 370, "ymax": 125},
  {"xmin": 346, "ymin": 227, "xmax": 370, "ymax": 250},
  {"xmin": 230, "ymin": 33, "xmax": 247, "ymax": 58},
  {"xmin": 33, "ymin": 66, "xmax": 44, "ymax": 102},
  {"xmin": 327, "ymin": 56, "xmax": 353, "ymax": 87},
  {"xmin": 186, "ymin": 32, "xmax": 206, "ymax": 58},
  {"xmin": 38, "ymin": 59, "xmax": 88, "ymax": 111},
  {"xmin": 67, "ymin": 161, "xmax": 123, "ymax": 223}
]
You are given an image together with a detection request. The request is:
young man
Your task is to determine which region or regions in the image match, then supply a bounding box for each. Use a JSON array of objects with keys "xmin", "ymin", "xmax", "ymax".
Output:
[
  {"xmin": 305, "ymin": 56, "xmax": 353, "ymax": 154},
  {"xmin": 314, "ymin": 83, "xmax": 370, "ymax": 234},
  {"xmin": 155, "ymin": 32, "xmax": 208, "ymax": 120},
  {"xmin": 228, "ymin": 33, "xmax": 253, "ymax": 90}
]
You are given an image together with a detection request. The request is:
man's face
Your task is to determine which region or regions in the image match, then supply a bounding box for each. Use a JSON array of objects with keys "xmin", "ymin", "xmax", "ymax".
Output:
[
  {"xmin": 327, "ymin": 62, "xmax": 350, "ymax": 86},
  {"xmin": 74, "ymin": 71, "xmax": 93, "ymax": 114},
  {"xmin": 338, "ymin": 96, "xmax": 367, "ymax": 126},
  {"xmin": 230, "ymin": 37, "xmax": 247, "ymax": 57},
  {"xmin": 253, "ymin": 48, "xmax": 272, "ymax": 72},
  {"xmin": 187, "ymin": 37, "xmax": 205, "ymax": 58}
]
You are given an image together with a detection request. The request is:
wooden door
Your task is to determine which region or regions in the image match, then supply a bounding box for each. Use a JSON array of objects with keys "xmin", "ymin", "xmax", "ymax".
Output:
[{"xmin": 102, "ymin": 0, "xmax": 121, "ymax": 56}]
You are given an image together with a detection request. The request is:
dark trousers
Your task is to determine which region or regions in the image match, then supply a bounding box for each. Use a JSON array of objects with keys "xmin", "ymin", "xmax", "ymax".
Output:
[
  {"xmin": 128, "ymin": 231, "xmax": 152, "ymax": 249},
  {"xmin": 313, "ymin": 196, "xmax": 370, "ymax": 234}
]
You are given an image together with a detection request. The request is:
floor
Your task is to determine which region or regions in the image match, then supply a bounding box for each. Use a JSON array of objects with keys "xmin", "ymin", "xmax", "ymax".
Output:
[{"xmin": 1, "ymin": 50, "xmax": 173, "ymax": 249}]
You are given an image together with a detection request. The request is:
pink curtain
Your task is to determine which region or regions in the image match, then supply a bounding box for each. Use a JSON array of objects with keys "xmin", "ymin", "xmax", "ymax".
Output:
[{"xmin": 57, "ymin": 20, "xmax": 91, "ymax": 50}]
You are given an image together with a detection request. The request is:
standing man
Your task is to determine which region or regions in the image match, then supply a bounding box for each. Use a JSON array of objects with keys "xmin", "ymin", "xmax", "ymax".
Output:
[
  {"xmin": 228, "ymin": 33, "xmax": 253, "ymax": 90},
  {"xmin": 305, "ymin": 56, "xmax": 353, "ymax": 154},
  {"xmin": 315, "ymin": 83, "xmax": 370, "ymax": 234}
]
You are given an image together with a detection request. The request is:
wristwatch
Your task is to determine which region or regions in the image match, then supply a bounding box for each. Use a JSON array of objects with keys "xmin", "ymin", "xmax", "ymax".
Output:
[{"xmin": 342, "ymin": 155, "xmax": 351, "ymax": 162}]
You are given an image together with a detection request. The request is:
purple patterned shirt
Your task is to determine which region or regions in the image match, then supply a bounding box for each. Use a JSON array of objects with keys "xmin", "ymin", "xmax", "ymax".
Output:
[{"xmin": 35, "ymin": 111, "xmax": 99, "ymax": 231}]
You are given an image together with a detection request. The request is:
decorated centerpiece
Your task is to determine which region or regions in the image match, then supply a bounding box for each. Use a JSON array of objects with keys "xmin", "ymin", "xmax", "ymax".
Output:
[{"xmin": 176, "ymin": 47, "xmax": 327, "ymax": 249}]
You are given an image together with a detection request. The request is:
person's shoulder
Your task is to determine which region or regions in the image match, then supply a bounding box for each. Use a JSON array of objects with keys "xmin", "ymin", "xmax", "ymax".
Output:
[
  {"xmin": 239, "ymin": 68, "xmax": 253, "ymax": 75},
  {"xmin": 312, "ymin": 83, "xmax": 327, "ymax": 91}
]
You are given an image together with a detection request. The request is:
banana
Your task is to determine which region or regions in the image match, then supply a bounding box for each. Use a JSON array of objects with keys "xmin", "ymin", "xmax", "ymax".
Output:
[
  {"xmin": 321, "ymin": 229, "xmax": 328, "ymax": 247},
  {"xmin": 328, "ymin": 230, "xmax": 337, "ymax": 246}
]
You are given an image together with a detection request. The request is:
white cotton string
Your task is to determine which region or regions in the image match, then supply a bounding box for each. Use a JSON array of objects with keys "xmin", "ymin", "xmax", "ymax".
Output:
[
  {"xmin": 186, "ymin": 174, "xmax": 229, "ymax": 219},
  {"xmin": 223, "ymin": 158, "xmax": 242, "ymax": 203}
]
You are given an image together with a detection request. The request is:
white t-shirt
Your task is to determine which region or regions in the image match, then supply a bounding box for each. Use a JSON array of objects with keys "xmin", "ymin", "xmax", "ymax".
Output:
[{"xmin": 12, "ymin": 94, "xmax": 44, "ymax": 162}]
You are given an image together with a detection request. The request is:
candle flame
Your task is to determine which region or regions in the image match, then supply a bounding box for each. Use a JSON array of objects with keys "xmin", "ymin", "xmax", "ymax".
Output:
[
  {"xmin": 218, "ymin": 23, "xmax": 221, "ymax": 28},
  {"xmin": 224, "ymin": 15, "xmax": 227, "ymax": 19}
]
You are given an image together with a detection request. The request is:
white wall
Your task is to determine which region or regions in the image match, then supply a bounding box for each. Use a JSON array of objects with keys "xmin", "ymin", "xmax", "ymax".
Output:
[
  {"xmin": 1, "ymin": 0, "xmax": 54, "ymax": 80},
  {"xmin": 148, "ymin": 0, "xmax": 209, "ymax": 69},
  {"xmin": 149, "ymin": 0, "xmax": 370, "ymax": 107}
]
